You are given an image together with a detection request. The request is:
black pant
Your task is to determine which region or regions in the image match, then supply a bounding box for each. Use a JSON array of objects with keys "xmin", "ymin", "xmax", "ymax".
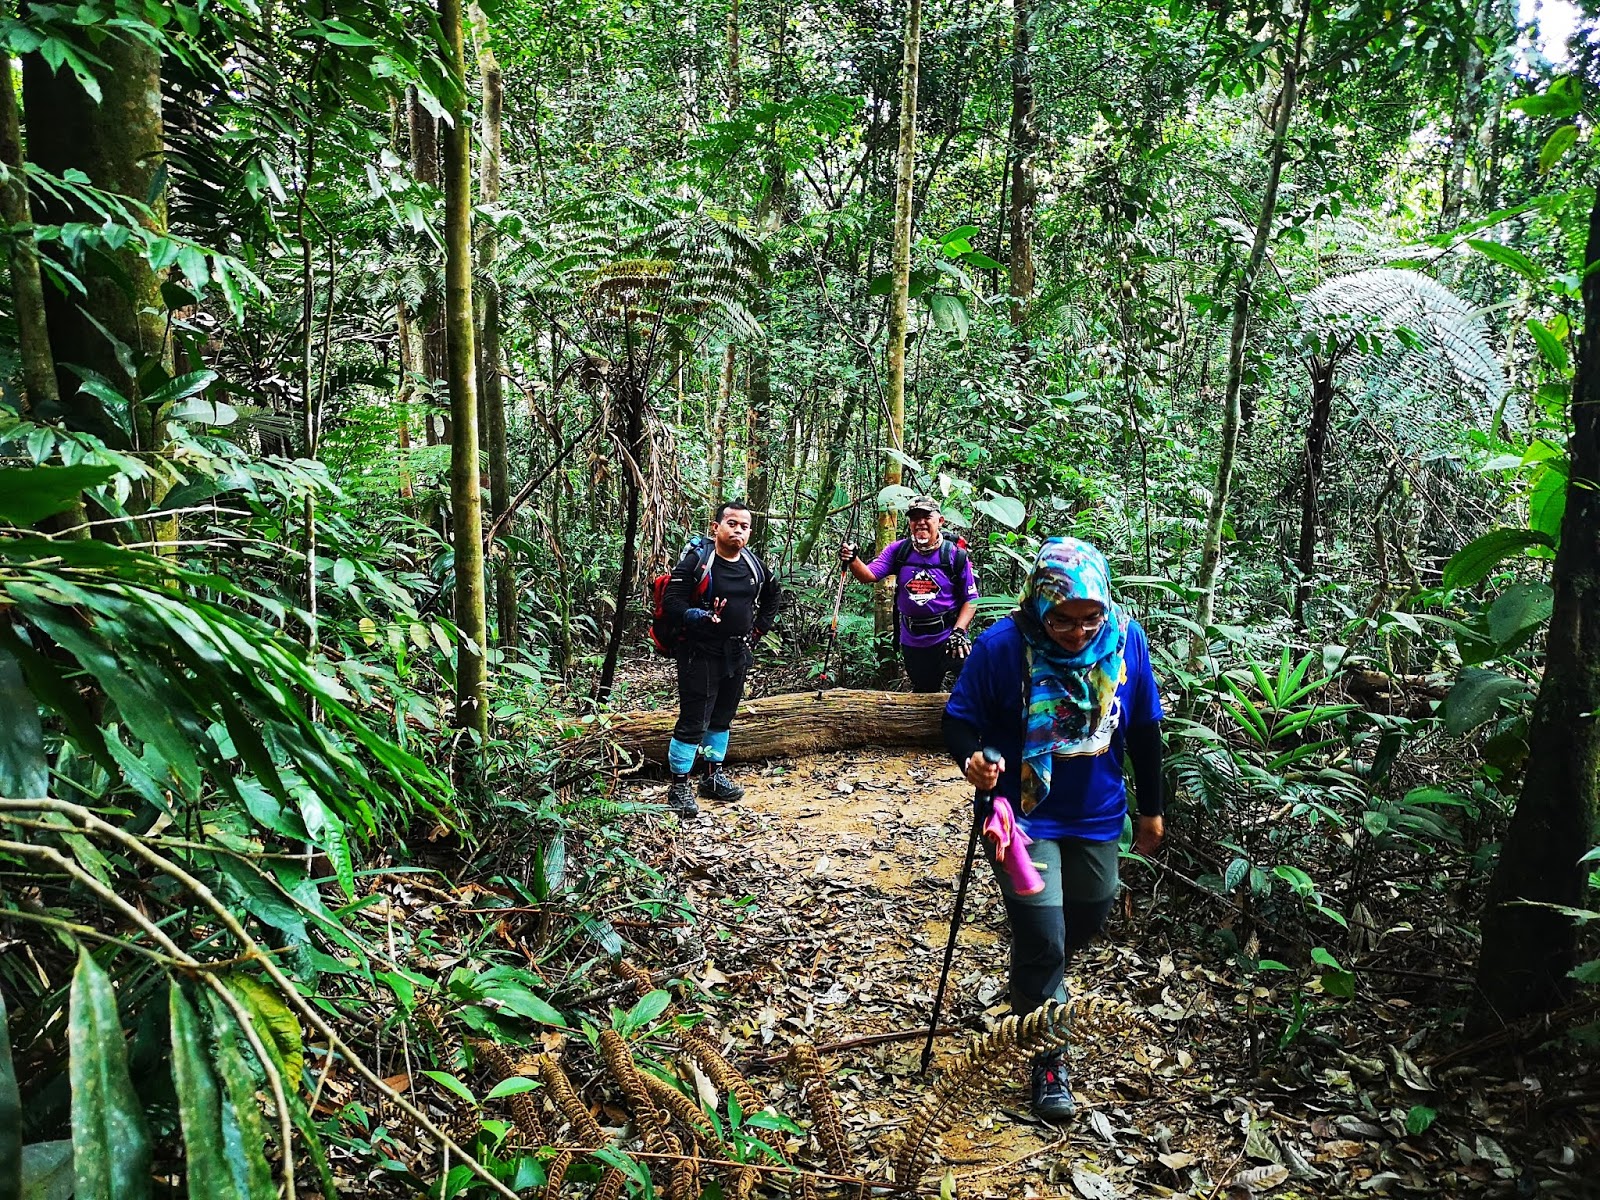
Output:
[
  {"xmin": 673, "ymin": 642, "xmax": 751, "ymax": 743},
  {"xmin": 902, "ymin": 640, "xmax": 960, "ymax": 693}
]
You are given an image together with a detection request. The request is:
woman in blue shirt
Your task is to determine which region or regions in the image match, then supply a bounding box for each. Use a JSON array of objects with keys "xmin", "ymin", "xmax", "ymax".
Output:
[{"xmin": 943, "ymin": 537, "xmax": 1165, "ymax": 1122}]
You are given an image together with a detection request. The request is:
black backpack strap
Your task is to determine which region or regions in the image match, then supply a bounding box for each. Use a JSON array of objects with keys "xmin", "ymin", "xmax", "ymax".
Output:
[
  {"xmin": 888, "ymin": 538, "xmax": 911, "ymax": 577},
  {"xmin": 948, "ymin": 543, "xmax": 970, "ymax": 607}
]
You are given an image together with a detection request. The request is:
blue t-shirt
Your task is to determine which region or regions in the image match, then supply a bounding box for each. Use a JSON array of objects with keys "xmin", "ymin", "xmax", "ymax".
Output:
[{"xmin": 944, "ymin": 616, "xmax": 1164, "ymax": 842}]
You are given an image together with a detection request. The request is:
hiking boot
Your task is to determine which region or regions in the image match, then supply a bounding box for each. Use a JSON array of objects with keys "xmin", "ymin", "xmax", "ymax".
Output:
[
  {"xmin": 698, "ymin": 765, "xmax": 745, "ymax": 803},
  {"xmin": 1030, "ymin": 1052, "xmax": 1076, "ymax": 1122},
  {"xmin": 666, "ymin": 775, "xmax": 699, "ymax": 818}
]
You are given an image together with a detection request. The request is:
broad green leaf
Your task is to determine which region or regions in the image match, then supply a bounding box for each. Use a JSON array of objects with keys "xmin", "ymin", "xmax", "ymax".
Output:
[
  {"xmin": 1466, "ymin": 238, "xmax": 1544, "ymax": 282},
  {"xmin": 1529, "ymin": 467, "xmax": 1567, "ymax": 544},
  {"xmin": 167, "ymin": 398, "xmax": 240, "ymax": 427},
  {"xmin": 209, "ymin": 999, "xmax": 275, "ymax": 1200},
  {"xmin": 1, "ymin": 988, "xmax": 19, "ymax": 1199},
  {"xmin": 1224, "ymin": 856, "xmax": 1249, "ymax": 892},
  {"xmin": 205, "ymin": 991, "xmax": 332, "ymax": 1200},
  {"xmin": 1441, "ymin": 528, "xmax": 1554, "ymax": 589},
  {"xmin": 0, "ymin": 644, "xmax": 47, "ymax": 798},
  {"xmin": 926, "ymin": 291, "xmax": 969, "ymax": 340},
  {"xmin": 972, "ymin": 492, "xmax": 1025, "ymax": 529},
  {"xmin": 1405, "ymin": 1105, "xmax": 1438, "ymax": 1135},
  {"xmin": 481, "ymin": 983, "xmax": 567, "ymax": 1027},
  {"xmin": 623, "ymin": 989, "xmax": 673, "ymax": 1032},
  {"xmin": 1539, "ymin": 124, "xmax": 1579, "ymax": 174},
  {"xmin": 20, "ymin": 1142, "xmax": 74, "ymax": 1200},
  {"xmin": 0, "ymin": 464, "xmax": 114, "ymax": 526},
  {"xmin": 420, "ymin": 1070, "xmax": 478, "ymax": 1106},
  {"xmin": 1508, "ymin": 76, "xmax": 1581, "ymax": 118},
  {"xmin": 222, "ymin": 975, "xmax": 304, "ymax": 1093},
  {"xmin": 1526, "ymin": 318, "xmax": 1570, "ymax": 374},
  {"xmin": 1487, "ymin": 583, "xmax": 1553, "ymax": 649},
  {"xmin": 169, "ymin": 984, "xmax": 240, "ymax": 1200},
  {"xmin": 1443, "ymin": 668, "xmax": 1530, "ymax": 735},
  {"xmin": 69, "ymin": 950, "xmax": 152, "ymax": 1200},
  {"xmin": 485, "ymin": 1077, "xmax": 541, "ymax": 1100}
]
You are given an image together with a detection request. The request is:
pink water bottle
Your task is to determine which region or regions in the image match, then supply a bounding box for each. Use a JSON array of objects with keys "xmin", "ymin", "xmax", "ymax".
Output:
[{"xmin": 984, "ymin": 795, "xmax": 1045, "ymax": 896}]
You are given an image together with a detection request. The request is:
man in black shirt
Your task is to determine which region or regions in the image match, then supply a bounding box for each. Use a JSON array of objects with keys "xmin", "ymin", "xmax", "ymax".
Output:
[{"xmin": 660, "ymin": 501, "xmax": 781, "ymax": 816}]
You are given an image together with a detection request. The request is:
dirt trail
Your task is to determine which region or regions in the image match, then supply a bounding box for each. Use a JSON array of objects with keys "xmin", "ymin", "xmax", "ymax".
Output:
[{"xmin": 634, "ymin": 748, "xmax": 1220, "ymax": 1198}]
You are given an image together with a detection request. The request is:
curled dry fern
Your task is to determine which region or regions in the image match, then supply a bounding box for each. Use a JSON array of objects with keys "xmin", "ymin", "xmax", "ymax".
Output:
[
  {"xmin": 536, "ymin": 1054, "xmax": 604, "ymax": 1147},
  {"xmin": 641, "ymin": 1067, "xmax": 721, "ymax": 1149},
  {"xmin": 598, "ymin": 1029, "xmax": 671, "ymax": 1151},
  {"xmin": 681, "ymin": 1028, "xmax": 765, "ymax": 1118},
  {"xmin": 787, "ymin": 1043, "xmax": 852, "ymax": 1178},
  {"xmin": 543, "ymin": 1149, "xmax": 572, "ymax": 1200},
  {"xmin": 894, "ymin": 1001, "xmax": 1073, "ymax": 1188},
  {"xmin": 472, "ymin": 1039, "xmax": 548, "ymax": 1143}
]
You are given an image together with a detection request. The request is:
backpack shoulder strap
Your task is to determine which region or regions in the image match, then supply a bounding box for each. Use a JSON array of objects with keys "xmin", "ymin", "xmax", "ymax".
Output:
[
  {"xmin": 739, "ymin": 548, "xmax": 766, "ymax": 587},
  {"xmin": 888, "ymin": 538, "xmax": 911, "ymax": 575}
]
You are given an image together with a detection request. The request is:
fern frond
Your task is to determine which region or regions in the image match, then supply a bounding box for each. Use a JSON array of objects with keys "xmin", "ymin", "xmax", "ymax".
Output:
[
  {"xmin": 536, "ymin": 1054, "xmax": 604, "ymax": 1146},
  {"xmin": 471, "ymin": 1039, "xmax": 548, "ymax": 1143},
  {"xmin": 598, "ymin": 1029, "xmax": 672, "ymax": 1152},
  {"xmin": 681, "ymin": 1028, "xmax": 765, "ymax": 1119},
  {"xmin": 1301, "ymin": 269, "xmax": 1508, "ymax": 437},
  {"xmin": 787, "ymin": 1043, "xmax": 852, "ymax": 1178},
  {"xmin": 641, "ymin": 1067, "xmax": 722, "ymax": 1151},
  {"xmin": 893, "ymin": 1000, "xmax": 1074, "ymax": 1189},
  {"xmin": 544, "ymin": 1149, "xmax": 571, "ymax": 1200}
]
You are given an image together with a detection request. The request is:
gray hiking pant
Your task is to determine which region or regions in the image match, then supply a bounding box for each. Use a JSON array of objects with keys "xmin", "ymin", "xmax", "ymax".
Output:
[{"xmin": 983, "ymin": 834, "xmax": 1120, "ymax": 1013}]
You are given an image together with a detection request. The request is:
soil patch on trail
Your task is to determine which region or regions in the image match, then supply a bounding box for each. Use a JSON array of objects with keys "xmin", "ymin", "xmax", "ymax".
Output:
[
  {"xmin": 622, "ymin": 749, "xmax": 1598, "ymax": 1199},
  {"xmin": 630, "ymin": 749, "xmax": 1233, "ymax": 1198}
]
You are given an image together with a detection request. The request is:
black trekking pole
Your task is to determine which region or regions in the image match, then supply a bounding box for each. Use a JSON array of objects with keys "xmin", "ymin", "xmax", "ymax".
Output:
[{"xmin": 920, "ymin": 746, "xmax": 1003, "ymax": 1075}]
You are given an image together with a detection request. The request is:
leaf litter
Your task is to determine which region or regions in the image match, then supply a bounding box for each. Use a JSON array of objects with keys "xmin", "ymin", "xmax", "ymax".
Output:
[{"xmin": 611, "ymin": 747, "xmax": 1600, "ymax": 1198}]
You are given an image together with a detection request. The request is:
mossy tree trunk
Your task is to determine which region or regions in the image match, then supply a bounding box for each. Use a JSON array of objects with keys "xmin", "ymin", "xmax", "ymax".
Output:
[
  {"xmin": 1007, "ymin": 0, "xmax": 1037, "ymax": 353},
  {"xmin": 441, "ymin": 0, "xmax": 489, "ymax": 741},
  {"xmin": 1475, "ymin": 189, "xmax": 1600, "ymax": 1019},
  {"xmin": 23, "ymin": 27, "xmax": 170, "ymax": 452},
  {"xmin": 470, "ymin": 4, "xmax": 516, "ymax": 650}
]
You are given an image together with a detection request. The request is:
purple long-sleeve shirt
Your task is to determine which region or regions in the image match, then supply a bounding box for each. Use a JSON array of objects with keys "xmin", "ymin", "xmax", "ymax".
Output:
[{"xmin": 863, "ymin": 538, "xmax": 979, "ymax": 648}]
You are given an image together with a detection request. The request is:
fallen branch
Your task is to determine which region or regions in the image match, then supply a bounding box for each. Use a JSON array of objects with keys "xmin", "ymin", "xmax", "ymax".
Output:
[{"xmin": 568, "ymin": 687, "xmax": 950, "ymax": 767}]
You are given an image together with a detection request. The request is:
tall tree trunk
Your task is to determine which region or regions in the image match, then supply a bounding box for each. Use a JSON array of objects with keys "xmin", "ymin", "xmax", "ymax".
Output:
[
  {"xmin": 1475, "ymin": 189, "xmax": 1600, "ymax": 1019},
  {"xmin": 1007, "ymin": 0, "xmax": 1037, "ymax": 349},
  {"xmin": 23, "ymin": 29, "xmax": 170, "ymax": 452},
  {"xmin": 0, "ymin": 47, "xmax": 57, "ymax": 421},
  {"xmin": 1294, "ymin": 355, "xmax": 1336, "ymax": 627},
  {"xmin": 410, "ymin": 88, "xmax": 448, "ymax": 446},
  {"xmin": 1188, "ymin": 1, "xmax": 1308, "ymax": 672},
  {"xmin": 441, "ymin": 0, "xmax": 489, "ymax": 741},
  {"xmin": 470, "ymin": 4, "xmax": 516, "ymax": 650},
  {"xmin": 595, "ymin": 378, "xmax": 645, "ymax": 704},
  {"xmin": 879, "ymin": 0, "xmax": 923, "ymax": 640}
]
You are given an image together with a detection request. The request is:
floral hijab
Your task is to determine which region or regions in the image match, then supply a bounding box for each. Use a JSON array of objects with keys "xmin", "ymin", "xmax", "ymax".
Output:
[{"xmin": 1014, "ymin": 538, "xmax": 1129, "ymax": 813}]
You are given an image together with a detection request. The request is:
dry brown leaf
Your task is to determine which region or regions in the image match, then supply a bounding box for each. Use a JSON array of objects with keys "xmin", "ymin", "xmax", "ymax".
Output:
[
  {"xmin": 1319, "ymin": 1139, "xmax": 1365, "ymax": 1160},
  {"xmin": 1229, "ymin": 1164, "xmax": 1289, "ymax": 1192},
  {"xmin": 1157, "ymin": 1152, "xmax": 1197, "ymax": 1170}
]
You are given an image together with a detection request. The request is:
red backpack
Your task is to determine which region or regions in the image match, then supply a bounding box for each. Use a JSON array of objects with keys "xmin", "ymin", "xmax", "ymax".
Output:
[
  {"xmin": 647, "ymin": 537, "xmax": 715, "ymax": 655},
  {"xmin": 647, "ymin": 536, "xmax": 769, "ymax": 655}
]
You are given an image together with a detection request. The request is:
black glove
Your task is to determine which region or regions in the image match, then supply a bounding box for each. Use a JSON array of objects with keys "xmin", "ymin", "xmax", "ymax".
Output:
[
  {"xmin": 947, "ymin": 627, "xmax": 971, "ymax": 660},
  {"xmin": 838, "ymin": 542, "xmax": 858, "ymax": 566}
]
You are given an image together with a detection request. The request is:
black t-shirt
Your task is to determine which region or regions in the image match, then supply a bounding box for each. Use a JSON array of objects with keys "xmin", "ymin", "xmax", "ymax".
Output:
[{"xmin": 684, "ymin": 552, "xmax": 762, "ymax": 645}]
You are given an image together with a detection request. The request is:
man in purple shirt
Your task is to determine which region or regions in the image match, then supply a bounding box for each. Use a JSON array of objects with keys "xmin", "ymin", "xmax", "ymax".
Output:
[{"xmin": 838, "ymin": 495, "xmax": 979, "ymax": 692}]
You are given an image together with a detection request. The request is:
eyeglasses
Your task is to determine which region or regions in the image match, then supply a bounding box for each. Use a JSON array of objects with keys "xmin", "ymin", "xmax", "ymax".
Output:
[{"xmin": 1042, "ymin": 609, "xmax": 1105, "ymax": 634}]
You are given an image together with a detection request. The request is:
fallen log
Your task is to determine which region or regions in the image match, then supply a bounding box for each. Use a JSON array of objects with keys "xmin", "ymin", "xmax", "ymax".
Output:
[{"xmin": 565, "ymin": 688, "xmax": 949, "ymax": 767}]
